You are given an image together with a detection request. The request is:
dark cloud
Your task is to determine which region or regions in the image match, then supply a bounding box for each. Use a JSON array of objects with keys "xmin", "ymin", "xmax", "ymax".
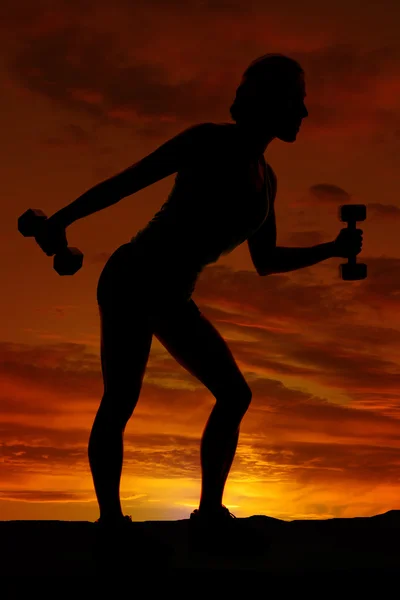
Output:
[
  {"xmin": 4, "ymin": 5, "xmax": 400, "ymax": 138},
  {"xmin": 309, "ymin": 184, "xmax": 352, "ymax": 203},
  {"xmin": 367, "ymin": 203, "xmax": 400, "ymax": 219},
  {"xmin": 8, "ymin": 24, "xmax": 224, "ymax": 129}
]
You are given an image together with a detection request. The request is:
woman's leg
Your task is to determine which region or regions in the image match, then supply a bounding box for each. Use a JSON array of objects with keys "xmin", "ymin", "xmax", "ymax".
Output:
[
  {"xmin": 89, "ymin": 245, "xmax": 153, "ymax": 522},
  {"xmin": 152, "ymin": 300, "xmax": 252, "ymax": 513}
]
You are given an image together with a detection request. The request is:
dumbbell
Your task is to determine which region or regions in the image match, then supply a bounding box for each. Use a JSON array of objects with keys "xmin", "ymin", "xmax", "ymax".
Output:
[
  {"xmin": 18, "ymin": 209, "xmax": 84, "ymax": 276},
  {"xmin": 337, "ymin": 204, "xmax": 367, "ymax": 281}
]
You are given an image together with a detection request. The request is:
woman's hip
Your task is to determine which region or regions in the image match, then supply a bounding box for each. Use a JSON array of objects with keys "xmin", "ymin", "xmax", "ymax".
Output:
[
  {"xmin": 96, "ymin": 242, "xmax": 138, "ymax": 302},
  {"xmin": 96, "ymin": 242, "xmax": 196, "ymax": 312}
]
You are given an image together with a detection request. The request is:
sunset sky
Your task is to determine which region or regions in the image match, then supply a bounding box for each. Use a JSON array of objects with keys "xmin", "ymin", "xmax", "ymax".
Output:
[{"xmin": 3, "ymin": 0, "xmax": 400, "ymax": 523}]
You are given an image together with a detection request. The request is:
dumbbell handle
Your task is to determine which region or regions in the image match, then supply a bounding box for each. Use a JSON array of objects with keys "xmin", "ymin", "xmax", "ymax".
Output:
[
  {"xmin": 345, "ymin": 219, "xmax": 357, "ymax": 266},
  {"xmin": 37, "ymin": 231, "xmax": 68, "ymax": 256}
]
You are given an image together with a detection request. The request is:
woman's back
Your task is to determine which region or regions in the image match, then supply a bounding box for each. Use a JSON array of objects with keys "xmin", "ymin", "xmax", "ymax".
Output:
[{"xmin": 132, "ymin": 122, "xmax": 271, "ymax": 292}]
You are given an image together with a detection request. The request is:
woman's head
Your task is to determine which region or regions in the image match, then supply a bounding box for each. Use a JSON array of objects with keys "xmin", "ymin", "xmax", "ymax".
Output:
[{"xmin": 230, "ymin": 53, "xmax": 308, "ymax": 141}]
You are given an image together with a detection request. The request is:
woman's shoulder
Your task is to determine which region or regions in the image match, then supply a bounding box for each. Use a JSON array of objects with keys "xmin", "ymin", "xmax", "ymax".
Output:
[
  {"xmin": 196, "ymin": 121, "xmax": 238, "ymax": 149},
  {"xmin": 180, "ymin": 122, "xmax": 241, "ymax": 171}
]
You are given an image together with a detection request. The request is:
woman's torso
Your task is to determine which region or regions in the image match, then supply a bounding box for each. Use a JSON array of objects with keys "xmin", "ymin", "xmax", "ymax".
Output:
[{"xmin": 130, "ymin": 122, "xmax": 272, "ymax": 295}]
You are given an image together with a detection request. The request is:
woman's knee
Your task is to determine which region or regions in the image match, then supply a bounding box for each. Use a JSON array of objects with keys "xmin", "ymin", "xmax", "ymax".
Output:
[
  {"xmin": 215, "ymin": 383, "xmax": 252, "ymax": 415},
  {"xmin": 98, "ymin": 391, "xmax": 139, "ymax": 426}
]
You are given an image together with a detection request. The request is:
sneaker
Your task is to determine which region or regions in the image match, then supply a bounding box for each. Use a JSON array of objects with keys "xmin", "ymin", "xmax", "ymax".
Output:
[
  {"xmin": 190, "ymin": 505, "xmax": 237, "ymax": 524},
  {"xmin": 94, "ymin": 514, "xmax": 133, "ymax": 531}
]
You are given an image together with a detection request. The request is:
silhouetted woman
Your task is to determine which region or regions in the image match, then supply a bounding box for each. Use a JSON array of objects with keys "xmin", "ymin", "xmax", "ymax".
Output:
[{"xmin": 50, "ymin": 53, "xmax": 308, "ymax": 529}]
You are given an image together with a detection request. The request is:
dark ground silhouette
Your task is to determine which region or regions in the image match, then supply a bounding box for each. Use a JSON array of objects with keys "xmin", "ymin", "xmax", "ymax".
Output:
[{"xmin": 1, "ymin": 510, "xmax": 399, "ymax": 581}]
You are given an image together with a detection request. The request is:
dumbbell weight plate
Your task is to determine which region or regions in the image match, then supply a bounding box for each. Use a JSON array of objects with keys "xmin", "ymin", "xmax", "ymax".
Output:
[
  {"xmin": 18, "ymin": 209, "xmax": 48, "ymax": 237},
  {"xmin": 339, "ymin": 262, "xmax": 367, "ymax": 281},
  {"xmin": 53, "ymin": 248, "xmax": 84, "ymax": 276},
  {"xmin": 338, "ymin": 204, "xmax": 367, "ymax": 223}
]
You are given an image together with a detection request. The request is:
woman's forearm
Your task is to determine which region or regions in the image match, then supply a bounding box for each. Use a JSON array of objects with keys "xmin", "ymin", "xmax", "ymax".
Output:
[
  {"xmin": 262, "ymin": 242, "xmax": 336, "ymax": 275},
  {"xmin": 50, "ymin": 180, "xmax": 121, "ymax": 228}
]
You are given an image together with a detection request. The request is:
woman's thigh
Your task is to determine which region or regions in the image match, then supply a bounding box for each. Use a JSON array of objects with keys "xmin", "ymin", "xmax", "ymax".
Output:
[
  {"xmin": 152, "ymin": 300, "xmax": 251, "ymax": 403},
  {"xmin": 97, "ymin": 243, "xmax": 154, "ymax": 403},
  {"xmin": 98, "ymin": 301, "xmax": 153, "ymax": 400}
]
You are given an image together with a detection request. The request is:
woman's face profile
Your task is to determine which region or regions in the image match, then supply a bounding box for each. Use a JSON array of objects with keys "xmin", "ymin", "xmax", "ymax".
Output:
[{"xmin": 255, "ymin": 73, "xmax": 308, "ymax": 142}]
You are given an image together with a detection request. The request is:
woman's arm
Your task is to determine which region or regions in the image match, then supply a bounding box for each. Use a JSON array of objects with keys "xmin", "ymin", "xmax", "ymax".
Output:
[
  {"xmin": 50, "ymin": 122, "xmax": 213, "ymax": 228},
  {"xmin": 247, "ymin": 163, "xmax": 277, "ymax": 275}
]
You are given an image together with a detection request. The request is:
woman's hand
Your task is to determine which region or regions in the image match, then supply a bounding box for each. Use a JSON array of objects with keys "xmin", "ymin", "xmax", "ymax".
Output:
[
  {"xmin": 333, "ymin": 227, "xmax": 363, "ymax": 259},
  {"xmin": 34, "ymin": 216, "xmax": 68, "ymax": 256}
]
